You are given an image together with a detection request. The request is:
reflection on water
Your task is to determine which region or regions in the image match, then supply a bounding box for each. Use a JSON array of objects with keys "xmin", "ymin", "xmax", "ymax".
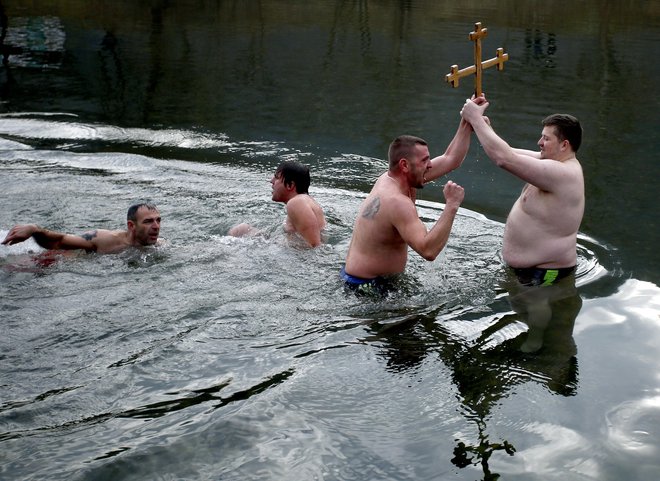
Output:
[{"xmin": 367, "ymin": 269, "xmax": 584, "ymax": 478}]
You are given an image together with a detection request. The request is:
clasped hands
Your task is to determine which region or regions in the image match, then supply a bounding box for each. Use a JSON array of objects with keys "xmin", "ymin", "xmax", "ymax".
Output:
[{"xmin": 461, "ymin": 93, "xmax": 490, "ymax": 126}]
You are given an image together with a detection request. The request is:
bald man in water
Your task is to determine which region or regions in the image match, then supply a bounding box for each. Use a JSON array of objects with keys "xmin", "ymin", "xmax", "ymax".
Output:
[
  {"xmin": 2, "ymin": 203, "xmax": 162, "ymax": 254},
  {"xmin": 461, "ymin": 95, "xmax": 584, "ymax": 286}
]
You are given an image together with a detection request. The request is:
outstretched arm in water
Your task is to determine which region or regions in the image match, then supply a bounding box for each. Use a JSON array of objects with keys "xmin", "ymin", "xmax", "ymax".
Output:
[{"xmin": 2, "ymin": 224, "xmax": 96, "ymax": 251}]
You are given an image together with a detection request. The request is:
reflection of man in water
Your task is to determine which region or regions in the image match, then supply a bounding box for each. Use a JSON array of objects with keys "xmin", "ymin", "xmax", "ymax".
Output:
[
  {"xmin": 229, "ymin": 161, "xmax": 326, "ymax": 247},
  {"xmin": 504, "ymin": 272, "xmax": 581, "ymax": 353},
  {"xmin": 2, "ymin": 203, "xmax": 161, "ymax": 254},
  {"xmin": 461, "ymin": 96, "xmax": 584, "ymax": 284}
]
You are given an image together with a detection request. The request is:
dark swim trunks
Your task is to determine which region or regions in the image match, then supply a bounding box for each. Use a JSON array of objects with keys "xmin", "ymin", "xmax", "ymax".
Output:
[
  {"xmin": 340, "ymin": 266, "xmax": 393, "ymax": 295},
  {"xmin": 511, "ymin": 265, "xmax": 576, "ymax": 287}
]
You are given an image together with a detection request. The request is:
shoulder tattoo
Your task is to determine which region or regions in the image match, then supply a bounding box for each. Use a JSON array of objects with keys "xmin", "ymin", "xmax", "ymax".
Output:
[
  {"xmin": 81, "ymin": 230, "xmax": 98, "ymax": 241},
  {"xmin": 362, "ymin": 197, "xmax": 380, "ymax": 219}
]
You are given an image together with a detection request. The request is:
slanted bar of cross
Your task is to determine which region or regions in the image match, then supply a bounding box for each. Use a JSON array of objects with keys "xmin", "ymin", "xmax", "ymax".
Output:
[{"xmin": 445, "ymin": 22, "xmax": 509, "ymax": 97}]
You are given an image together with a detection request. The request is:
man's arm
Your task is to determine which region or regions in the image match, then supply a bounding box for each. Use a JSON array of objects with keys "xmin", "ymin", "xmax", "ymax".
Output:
[
  {"xmin": 2, "ymin": 224, "xmax": 97, "ymax": 251},
  {"xmin": 512, "ymin": 147, "xmax": 541, "ymax": 158},
  {"xmin": 391, "ymin": 181, "xmax": 464, "ymax": 261},
  {"xmin": 461, "ymin": 101, "xmax": 573, "ymax": 192},
  {"xmin": 424, "ymin": 118, "xmax": 472, "ymax": 183},
  {"xmin": 286, "ymin": 199, "xmax": 322, "ymax": 247},
  {"xmin": 425, "ymin": 96, "xmax": 488, "ymax": 183}
]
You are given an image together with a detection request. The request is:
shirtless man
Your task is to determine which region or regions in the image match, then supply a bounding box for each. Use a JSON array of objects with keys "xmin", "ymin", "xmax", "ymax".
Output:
[
  {"xmin": 342, "ymin": 110, "xmax": 476, "ymax": 291},
  {"xmin": 2, "ymin": 203, "xmax": 162, "ymax": 254},
  {"xmin": 461, "ymin": 95, "xmax": 584, "ymax": 285},
  {"xmin": 229, "ymin": 161, "xmax": 326, "ymax": 247}
]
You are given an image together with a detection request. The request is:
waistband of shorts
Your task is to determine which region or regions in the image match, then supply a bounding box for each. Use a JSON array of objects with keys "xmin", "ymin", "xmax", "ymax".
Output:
[
  {"xmin": 510, "ymin": 265, "xmax": 576, "ymax": 286},
  {"xmin": 340, "ymin": 266, "xmax": 379, "ymax": 285}
]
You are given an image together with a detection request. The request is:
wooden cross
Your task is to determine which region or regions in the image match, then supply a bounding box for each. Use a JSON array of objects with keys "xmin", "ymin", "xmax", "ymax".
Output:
[{"xmin": 445, "ymin": 22, "xmax": 509, "ymax": 97}]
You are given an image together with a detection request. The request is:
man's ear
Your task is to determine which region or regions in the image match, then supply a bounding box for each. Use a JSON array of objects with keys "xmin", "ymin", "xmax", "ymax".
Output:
[
  {"xmin": 285, "ymin": 181, "xmax": 296, "ymax": 192},
  {"xmin": 560, "ymin": 139, "xmax": 570, "ymax": 152},
  {"xmin": 127, "ymin": 220, "xmax": 136, "ymax": 232},
  {"xmin": 399, "ymin": 157, "xmax": 409, "ymax": 173}
]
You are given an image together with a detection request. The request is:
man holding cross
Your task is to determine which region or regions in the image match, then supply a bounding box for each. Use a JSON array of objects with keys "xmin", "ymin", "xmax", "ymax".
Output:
[
  {"xmin": 461, "ymin": 96, "xmax": 584, "ymax": 285},
  {"xmin": 341, "ymin": 101, "xmax": 487, "ymax": 293}
]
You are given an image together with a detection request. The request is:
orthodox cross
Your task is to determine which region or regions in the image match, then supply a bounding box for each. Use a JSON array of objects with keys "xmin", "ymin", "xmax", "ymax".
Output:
[{"xmin": 445, "ymin": 22, "xmax": 509, "ymax": 97}]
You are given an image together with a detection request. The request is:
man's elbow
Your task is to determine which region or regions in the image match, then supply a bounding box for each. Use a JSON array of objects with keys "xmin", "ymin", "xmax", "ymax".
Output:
[
  {"xmin": 303, "ymin": 233, "xmax": 322, "ymax": 248},
  {"xmin": 420, "ymin": 247, "xmax": 441, "ymax": 262},
  {"xmin": 418, "ymin": 241, "xmax": 449, "ymax": 261}
]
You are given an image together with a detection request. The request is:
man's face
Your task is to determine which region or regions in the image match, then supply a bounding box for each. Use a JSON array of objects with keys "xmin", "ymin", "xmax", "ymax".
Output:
[
  {"xmin": 538, "ymin": 125, "xmax": 564, "ymax": 159},
  {"xmin": 270, "ymin": 171, "xmax": 290, "ymax": 203},
  {"xmin": 131, "ymin": 207, "xmax": 161, "ymax": 245},
  {"xmin": 406, "ymin": 144, "xmax": 431, "ymax": 189}
]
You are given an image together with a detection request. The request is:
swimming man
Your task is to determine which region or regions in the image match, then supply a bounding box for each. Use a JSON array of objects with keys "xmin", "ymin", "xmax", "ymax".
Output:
[
  {"xmin": 2, "ymin": 203, "xmax": 162, "ymax": 254},
  {"xmin": 230, "ymin": 161, "xmax": 326, "ymax": 247}
]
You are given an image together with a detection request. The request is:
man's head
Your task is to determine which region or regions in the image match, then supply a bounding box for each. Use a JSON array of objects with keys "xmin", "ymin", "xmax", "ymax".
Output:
[
  {"xmin": 388, "ymin": 135, "xmax": 430, "ymax": 188},
  {"xmin": 271, "ymin": 161, "xmax": 311, "ymax": 202},
  {"xmin": 542, "ymin": 114, "xmax": 582, "ymax": 153},
  {"xmin": 127, "ymin": 203, "xmax": 160, "ymax": 246}
]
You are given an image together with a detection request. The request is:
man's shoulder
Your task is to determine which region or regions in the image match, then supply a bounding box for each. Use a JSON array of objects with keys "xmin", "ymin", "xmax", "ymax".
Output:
[
  {"xmin": 287, "ymin": 194, "xmax": 316, "ymax": 211},
  {"xmin": 89, "ymin": 229, "xmax": 132, "ymax": 253},
  {"xmin": 82, "ymin": 228, "xmax": 125, "ymax": 238}
]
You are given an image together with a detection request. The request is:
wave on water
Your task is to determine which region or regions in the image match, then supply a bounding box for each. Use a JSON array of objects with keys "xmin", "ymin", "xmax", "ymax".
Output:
[{"xmin": 0, "ymin": 114, "xmax": 231, "ymax": 149}]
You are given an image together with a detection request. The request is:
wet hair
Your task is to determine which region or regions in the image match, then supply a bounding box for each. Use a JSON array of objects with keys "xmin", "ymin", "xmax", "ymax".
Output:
[
  {"xmin": 275, "ymin": 161, "xmax": 311, "ymax": 194},
  {"xmin": 127, "ymin": 203, "xmax": 159, "ymax": 222},
  {"xmin": 388, "ymin": 135, "xmax": 428, "ymax": 171},
  {"xmin": 542, "ymin": 114, "xmax": 582, "ymax": 152}
]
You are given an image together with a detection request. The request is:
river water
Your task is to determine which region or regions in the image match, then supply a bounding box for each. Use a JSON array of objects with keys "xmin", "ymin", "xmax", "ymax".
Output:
[{"xmin": 1, "ymin": 1, "xmax": 659, "ymax": 480}]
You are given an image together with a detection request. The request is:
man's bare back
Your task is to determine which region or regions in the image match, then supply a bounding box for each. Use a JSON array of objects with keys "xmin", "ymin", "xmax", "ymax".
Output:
[
  {"xmin": 345, "ymin": 174, "xmax": 413, "ymax": 277},
  {"xmin": 283, "ymin": 193, "xmax": 326, "ymax": 246}
]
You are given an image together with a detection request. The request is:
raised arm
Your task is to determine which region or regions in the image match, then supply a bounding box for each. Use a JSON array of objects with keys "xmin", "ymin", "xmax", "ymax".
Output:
[
  {"xmin": 512, "ymin": 147, "xmax": 541, "ymax": 158},
  {"xmin": 425, "ymin": 119, "xmax": 472, "ymax": 183},
  {"xmin": 2, "ymin": 224, "xmax": 96, "ymax": 251},
  {"xmin": 391, "ymin": 181, "xmax": 464, "ymax": 261},
  {"xmin": 461, "ymin": 100, "xmax": 574, "ymax": 192}
]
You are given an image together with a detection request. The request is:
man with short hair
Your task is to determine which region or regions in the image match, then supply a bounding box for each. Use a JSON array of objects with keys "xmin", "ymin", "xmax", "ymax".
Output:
[
  {"xmin": 342, "ymin": 103, "xmax": 480, "ymax": 291},
  {"xmin": 2, "ymin": 203, "xmax": 162, "ymax": 254},
  {"xmin": 461, "ymin": 96, "xmax": 584, "ymax": 285},
  {"xmin": 230, "ymin": 161, "xmax": 326, "ymax": 247}
]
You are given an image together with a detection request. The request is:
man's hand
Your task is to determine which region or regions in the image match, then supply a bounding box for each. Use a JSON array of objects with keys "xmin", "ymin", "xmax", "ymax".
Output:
[
  {"xmin": 461, "ymin": 94, "xmax": 489, "ymax": 123},
  {"xmin": 443, "ymin": 181, "xmax": 465, "ymax": 209},
  {"xmin": 2, "ymin": 224, "xmax": 39, "ymax": 245}
]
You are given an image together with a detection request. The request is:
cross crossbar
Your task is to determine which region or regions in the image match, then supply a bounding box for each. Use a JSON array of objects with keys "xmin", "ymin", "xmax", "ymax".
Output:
[{"xmin": 445, "ymin": 22, "xmax": 509, "ymax": 96}]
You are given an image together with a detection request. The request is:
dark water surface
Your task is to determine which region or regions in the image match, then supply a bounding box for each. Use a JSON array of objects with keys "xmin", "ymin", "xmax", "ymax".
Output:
[{"xmin": 1, "ymin": 1, "xmax": 659, "ymax": 480}]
